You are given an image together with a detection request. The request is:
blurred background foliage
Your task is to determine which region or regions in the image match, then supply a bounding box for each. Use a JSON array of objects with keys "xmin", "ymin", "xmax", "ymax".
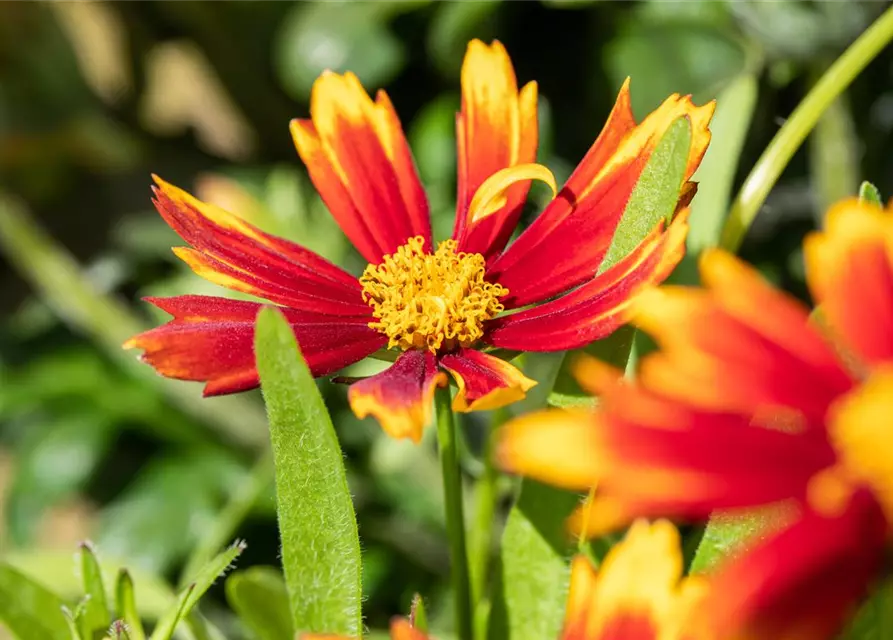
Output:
[{"xmin": 0, "ymin": 0, "xmax": 891, "ymax": 636}]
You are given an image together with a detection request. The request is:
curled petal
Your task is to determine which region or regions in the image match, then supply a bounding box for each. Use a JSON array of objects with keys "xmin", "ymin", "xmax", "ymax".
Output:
[
  {"xmin": 704, "ymin": 491, "xmax": 886, "ymax": 640},
  {"xmin": 438, "ymin": 349, "xmax": 536, "ymax": 412},
  {"xmin": 633, "ymin": 250, "xmax": 853, "ymax": 425},
  {"xmin": 485, "ymin": 210, "xmax": 687, "ymax": 351},
  {"xmin": 151, "ymin": 177, "xmax": 368, "ymax": 315},
  {"xmin": 291, "ymin": 72, "xmax": 430, "ymax": 263},
  {"xmin": 489, "ymin": 81, "xmax": 714, "ymax": 308},
  {"xmin": 453, "ymin": 39, "xmax": 539, "ymax": 259},
  {"xmin": 466, "ymin": 163, "xmax": 557, "ymax": 225},
  {"xmin": 804, "ymin": 198, "xmax": 893, "ymax": 369},
  {"xmin": 124, "ymin": 296, "xmax": 384, "ymax": 396},
  {"xmin": 348, "ymin": 350, "xmax": 447, "ymax": 442}
]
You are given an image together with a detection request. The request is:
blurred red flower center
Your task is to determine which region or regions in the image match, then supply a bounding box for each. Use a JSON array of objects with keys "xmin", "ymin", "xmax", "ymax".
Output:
[{"xmin": 359, "ymin": 236, "xmax": 508, "ymax": 353}]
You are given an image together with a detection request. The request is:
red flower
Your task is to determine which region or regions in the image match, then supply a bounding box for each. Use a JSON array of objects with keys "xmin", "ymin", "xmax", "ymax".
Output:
[
  {"xmin": 498, "ymin": 197, "xmax": 893, "ymax": 638},
  {"xmin": 125, "ymin": 40, "xmax": 713, "ymax": 442}
]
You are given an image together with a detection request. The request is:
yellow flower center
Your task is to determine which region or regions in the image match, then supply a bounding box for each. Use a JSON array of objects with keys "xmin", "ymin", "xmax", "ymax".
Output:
[{"xmin": 360, "ymin": 236, "xmax": 508, "ymax": 352}]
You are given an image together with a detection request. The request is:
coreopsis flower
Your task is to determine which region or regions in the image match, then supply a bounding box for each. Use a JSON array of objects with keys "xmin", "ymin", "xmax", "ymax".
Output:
[
  {"xmin": 125, "ymin": 39, "xmax": 713, "ymax": 442},
  {"xmin": 498, "ymin": 196, "xmax": 893, "ymax": 639},
  {"xmin": 561, "ymin": 519, "xmax": 708, "ymax": 640}
]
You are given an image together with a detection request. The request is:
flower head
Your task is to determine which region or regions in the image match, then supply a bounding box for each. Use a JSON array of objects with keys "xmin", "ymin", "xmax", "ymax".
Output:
[
  {"xmin": 498, "ymin": 197, "xmax": 893, "ymax": 639},
  {"xmin": 125, "ymin": 39, "xmax": 713, "ymax": 442}
]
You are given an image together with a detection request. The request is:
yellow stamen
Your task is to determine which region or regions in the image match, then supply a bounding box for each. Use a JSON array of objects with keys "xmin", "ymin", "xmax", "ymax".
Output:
[{"xmin": 360, "ymin": 237, "xmax": 508, "ymax": 352}]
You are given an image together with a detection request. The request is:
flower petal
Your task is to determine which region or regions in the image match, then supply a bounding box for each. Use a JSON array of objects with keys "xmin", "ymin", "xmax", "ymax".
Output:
[
  {"xmin": 438, "ymin": 349, "xmax": 536, "ymax": 412},
  {"xmin": 124, "ymin": 296, "xmax": 385, "ymax": 396},
  {"xmin": 488, "ymin": 82, "xmax": 714, "ymax": 308},
  {"xmin": 484, "ymin": 210, "xmax": 687, "ymax": 351},
  {"xmin": 453, "ymin": 39, "xmax": 539, "ymax": 259},
  {"xmin": 291, "ymin": 72, "xmax": 430, "ymax": 263},
  {"xmin": 348, "ymin": 350, "xmax": 447, "ymax": 442},
  {"xmin": 804, "ymin": 197, "xmax": 893, "ymax": 368},
  {"xmin": 152, "ymin": 177, "xmax": 369, "ymax": 316},
  {"xmin": 704, "ymin": 491, "xmax": 886, "ymax": 640},
  {"xmin": 389, "ymin": 618, "xmax": 429, "ymax": 640},
  {"xmin": 633, "ymin": 250, "xmax": 853, "ymax": 425}
]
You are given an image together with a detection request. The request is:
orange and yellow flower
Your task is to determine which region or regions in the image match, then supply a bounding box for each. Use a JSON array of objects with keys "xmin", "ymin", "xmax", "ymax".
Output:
[
  {"xmin": 125, "ymin": 39, "xmax": 713, "ymax": 442},
  {"xmin": 498, "ymin": 197, "xmax": 893, "ymax": 639}
]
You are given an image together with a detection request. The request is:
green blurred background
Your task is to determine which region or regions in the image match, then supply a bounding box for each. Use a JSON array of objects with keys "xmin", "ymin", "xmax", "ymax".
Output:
[{"xmin": 0, "ymin": 0, "xmax": 890, "ymax": 636}]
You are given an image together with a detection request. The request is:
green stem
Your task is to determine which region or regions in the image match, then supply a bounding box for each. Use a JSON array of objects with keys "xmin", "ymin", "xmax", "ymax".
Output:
[
  {"xmin": 468, "ymin": 408, "xmax": 506, "ymax": 610},
  {"xmin": 720, "ymin": 4, "xmax": 893, "ymax": 252},
  {"xmin": 435, "ymin": 387, "xmax": 473, "ymax": 640}
]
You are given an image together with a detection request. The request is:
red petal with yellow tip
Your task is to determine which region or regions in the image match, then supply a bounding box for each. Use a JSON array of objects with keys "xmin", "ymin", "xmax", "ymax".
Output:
[
  {"xmin": 438, "ymin": 349, "xmax": 536, "ymax": 413},
  {"xmin": 496, "ymin": 408, "xmax": 603, "ymax": 491},
  {"xmin": 634, "ymin": 250, "xmax": 853, "ymax": 425},
  {"xmin": 152, "ymin": 177, "xmax": 368, "ymax": 316},
  {"xmin": 705, "ymin": 490, "xmax": 886, "ymax": 640},
  {"xmin": 485, "ymin": 210, "xmax": 687, "ymax": 351},
  {"xmin": 453, "ymin": 39, "xmax": 538, "ymax": 260},
  {"xmin": 804, "ymin": 198, "xmax": 893, "ymax": 368},
  {"xmin": 348, "ymin": 350, "xmax": 447, "ymax": 442},
  {"xmin": 124, "ymin": 296, "xmax": 384, "ymax": 396},
  {"xmin": 489, "ymin": 82, "xmax": 714, "ymax": 308},
  {"xmin": 291, "ymin": 72, "xmax": 430, "ymax": 263}
]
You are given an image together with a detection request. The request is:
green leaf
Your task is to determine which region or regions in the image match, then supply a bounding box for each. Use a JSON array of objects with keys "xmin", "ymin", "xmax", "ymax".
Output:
[
  {"xmin": 0, "ymin": 561, "xmax": 71, "ymax": 639},
  {"xmin": 224, "ymin": 567, "xmax": 293, "ymax": 640},
  {"xmin": 78, "ymin": 543, "xmax": 111, "ymax": 640},
  {"xmin": 409, "ymin": 594, "xmax": 428, "ymax": 634},
  {"xmin": 115, "ymin": 570, "xmax": 146, "ymax": 640},
  {"xmin": 487, "ymin": 481, "xmax": 581, "ymax": 640},
  {"xmin": 840, "ymin": 580, "xmax": 893, "ymax": 640},
  {"xmin": 149, "ymin": 541, "xmax": 245, "ymax": 640},
  {"xmin": 686, "ymin": 73, "xmax": 759, "ymax": 254},
  {"xmin": 3, "ymin": 550, "xmax": 176, "ymax": 622},
  {"xmin": 601, "ymin": 116, "xmax": 693, "ymax": 266},
  {"xmin": 859, "ymin": 181, "xmax": 883, "ymax": 207},
  {"xmin": 548, "ymin": 116, "xmax": 693, "ymax": 408},
  {"xmin": 689, "ymin": 505, "xmax": 788, "ymax": 573},
  {"xmin": 254, "ymin": 307, "xmax": 362, "ymax": 636}
]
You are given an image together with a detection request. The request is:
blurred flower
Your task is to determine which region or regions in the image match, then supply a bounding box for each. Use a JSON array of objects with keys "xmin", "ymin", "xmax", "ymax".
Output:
[
  {"xmin": 561, "ymin": 520, "xmax": 707, "ymax": 640},
  {"xmin": 125, "ymin": 39, "xmax": 713, "ymax": 442},
  {"xmin": 304, "ymin": 617, "xmax": 428, "ymax": 640},
  {"xmin": 498, "ymin": 197, "xmax": 893, "ymax": 638}
]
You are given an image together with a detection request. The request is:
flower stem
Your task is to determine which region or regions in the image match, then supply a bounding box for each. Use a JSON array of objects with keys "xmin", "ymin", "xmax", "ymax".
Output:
[
  {"xmin": 435, "ymin": 386, "xmax": 473, "ymax": 640},
  {"xmin": 719, "ymin": 4, "xmax": 893, "ymax": 252}
]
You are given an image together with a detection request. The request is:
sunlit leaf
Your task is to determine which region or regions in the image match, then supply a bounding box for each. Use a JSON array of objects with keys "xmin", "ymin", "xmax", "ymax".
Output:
[
  {"xmin": 255, "ymin": 307, "xmax": 362, "ymax": 636},
  {"xmin": 78, "ymin": 543, "xmax": 111, "ymax": 640},
  {"xmin": 0, "ymin": 562, "xmax": 70, "ymax": 639},
  {"xmin": 859, "ymin": 181, "xmax": 883, "ymax": 206},
  {"xmin": 115, "ymin": 570, "xmax": 146, "ymax": 640},
  {"xmin": 225, "ymin": 567, "xmax": 293, "ymax": 640}
]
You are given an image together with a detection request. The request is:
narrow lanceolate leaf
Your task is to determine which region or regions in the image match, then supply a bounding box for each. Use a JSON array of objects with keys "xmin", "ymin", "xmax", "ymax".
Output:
[
  {"xmin": 225, "ymin": 567, "xmax": 294, "ymax": 640},
  {"xmin": 149, "ymin": 541, "xmax": 245, "ymax": 640},
  {"xmin": 494, "ymin": 117, "xmax": 697, "ymax": 640},
  {"xmin": 859, "ymin": 180, "xmax": 883, "ymax": 206},
  {"xmin": 686, "ymin": 74, "xmax": 758, "ymax": 254},
  {"xmin": 78, "ymin": 542, "xmax": 111, "ymax": 640},
  {"xmin": 254, "ymin": 307, "xmax": 362, "ymax": 636},
  {"xmin": 0, "ymin": 562, "xmax": 71, "ymax": 639},
  {"xmin": 689, "ymin": 506, "xmax": 788, "ymax": 573},
  {"xmin": 115, "ymin": 570, "xmax": 146, "ymax": 640}
]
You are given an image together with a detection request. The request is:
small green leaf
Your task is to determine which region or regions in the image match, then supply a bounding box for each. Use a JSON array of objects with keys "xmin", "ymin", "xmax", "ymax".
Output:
[
  {"xmin": 255, "ymin": 307, "xmax": 362, "ymax": 636},
  {"xmin": 689, "ymin": 505, "xmax": 788, "ymax": 573},
  {"xmin": 149, "ymin": 541, "xmax": 245, "ymax": 640},
  {"xmin": 78, "ymin": 542, "xmax": 111, "ymax": 640},
  {"xmin": 409, "ymin": 594, "xmax": 428, "ymax": 634},
  {"xmin": 859, "ymin": 181, "xmax": 883, "ymax": 207},
  {"xmin": 225, "ymin": 567, "xmax": 293, "ymax": 640},
  {"xmin": 687, "ymin": 73, "xmax": 759, "ymax": 253},
  {"xmin": 0, "ymin": 562, "xmax": 71, "ymax": 639},
  {"xmin": 115, "ymin": 570, "xmax": 146, "ymax": 640},
  {"xmin": 601, "ymin": 116, "xmax": 693, "ymax": 267}
]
